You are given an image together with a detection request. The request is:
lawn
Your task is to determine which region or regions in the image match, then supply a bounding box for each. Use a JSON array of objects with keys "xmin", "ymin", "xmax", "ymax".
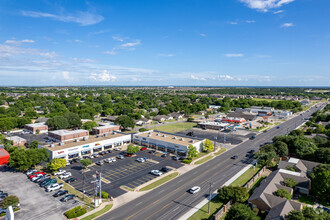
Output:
[
  {"xmin": 195, "ymin": 155, "xmax": 214, "ymax": 165},
  {"xmin": 251, "ymin": 98, "xmax": 274, "ymax": 102},
  {"xmin": 297, "ymin": 195, "xmax": 315, "ymax": 205},
  {"xmin": 152, "ymin": 122, "xmax": 197, "ymax": 133},
  {"xmin": 231, "ymin": 166, "xmax": 261, "ymax": 187},
  {"xmin": 214, "ymin": 148, "xmax": 227, "ymax": 156},
  {"xmin": 139, "ymin": 172, "xmax": 178, "ymax": 191},
  {"xmin": 81, "ymin": 204, "xmax": 113, "ymax": 220}
]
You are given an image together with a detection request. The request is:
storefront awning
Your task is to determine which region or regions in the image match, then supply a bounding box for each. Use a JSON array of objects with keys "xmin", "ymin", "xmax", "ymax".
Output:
[
  {"xmin": 166, "ymin": 147, "xmax": 176, "ymax": 151},
  {"xmin": 68, "ymin": 151, "xmax": 79, "ymax": 156},
  {"xmin": 54, "ymin": 154, "xmax": 67, "ymax": 158},
  {"xmin": 81, "ymin": 149, "xmax": 91, "ymax": 152},
  {"xmin": 93, "ymin": 145, "xmax": 102, "ymax": 149}
]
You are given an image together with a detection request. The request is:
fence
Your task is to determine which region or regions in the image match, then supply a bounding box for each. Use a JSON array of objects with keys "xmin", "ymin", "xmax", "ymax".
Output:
[
  {"xmin": 243, "ymin": 166, "xmax": 266, "ymax": 189},
  {"xmin": 213, "ymin": 201, "xmax": 231, "ymax": 220}
]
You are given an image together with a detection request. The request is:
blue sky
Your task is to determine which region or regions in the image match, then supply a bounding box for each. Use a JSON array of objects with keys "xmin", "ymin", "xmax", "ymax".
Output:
[{"xmin": 0, "ymin": 0, "xmax": 329, "ymax": 86}]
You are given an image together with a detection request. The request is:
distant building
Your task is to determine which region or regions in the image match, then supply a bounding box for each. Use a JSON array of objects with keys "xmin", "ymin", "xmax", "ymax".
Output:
[
  {"xmin": 48, "ymin": 129, "xmax": 89, "ymax": 142},
  {"xmin": 226, "ymin": 112, "xmax": 257, "ymax": 121},
  {"xmin": 272, "ymin": 110, "xmax": 292, "ymax": 118},
  {"xmin": 170, "ymin": 112, "xmax": 185, "ymax": 120},
  {"xmin": 104, "ymin": 116, "xmax": 118, "ymax": 122},
  {"xmin": 251, "ymin": 106, "xmax": 273, "ymax": 116},
  {"xmin": 198, "ymin": 122, "xmax": 230, "ymax": 130},
  {"xmin": 24, "ymin": 122, "xmax": 48, "ymax": 134},
  {"xmin": 209, "ymin": 105, "xmax": 222, "ymax": 109},
  {"xmin": 81, "ymin": 119, "xmax": 92, "ymax": 124},
  {"xmin": 92, "ymin": 125, "xmax": 120, "ymax": 135},
  {"xmin": 6, "ymin": 136, "xmax": 26, "ymax": 146},
  {"xmin": 221, "ymin": 117, "xmax": 246, "ymax": 123}
]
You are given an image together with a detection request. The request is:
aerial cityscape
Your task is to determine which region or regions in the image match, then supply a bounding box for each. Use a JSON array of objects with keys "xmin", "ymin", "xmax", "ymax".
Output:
[{"xmin": 0, "ymin": 1, "xmax": 329, "ymax": 220}]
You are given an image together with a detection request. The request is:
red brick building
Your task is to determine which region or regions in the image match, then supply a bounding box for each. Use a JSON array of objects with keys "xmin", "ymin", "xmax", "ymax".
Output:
[
  {"xmin": 48, "ymin": 129, "xmax": 89, "ymax": 142},
  {"xmin": 24, "ymin": 122, "xmax": 48, "ymax": 134},
  {"xmin": 92, "ymin": 125, "xmax": 120, "ymax": 135}
]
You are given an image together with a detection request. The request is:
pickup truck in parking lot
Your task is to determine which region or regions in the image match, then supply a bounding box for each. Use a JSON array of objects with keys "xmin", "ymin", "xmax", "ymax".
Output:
[
  {"xmin": 46, "ymin": 183, "xmax": 63, "ymax": 192},
  {"xmin": 59, "ymin": 172, "xmax": 72, "ymax": 179}
]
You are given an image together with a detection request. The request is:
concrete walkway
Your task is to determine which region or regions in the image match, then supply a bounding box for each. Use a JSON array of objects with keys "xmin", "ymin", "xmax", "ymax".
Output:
[{"xmin": 77, "ymin": 201, "xmax": 112, "ymax": 220}]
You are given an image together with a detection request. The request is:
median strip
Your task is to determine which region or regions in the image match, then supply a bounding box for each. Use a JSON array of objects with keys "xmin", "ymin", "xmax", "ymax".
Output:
[
  {"xmin": 139, "ymin": 172, "xmax": 179, "ymax": 191},
  {"xmin": 80, "ymin": 204, "xmax": 113, "ymax": 220}
]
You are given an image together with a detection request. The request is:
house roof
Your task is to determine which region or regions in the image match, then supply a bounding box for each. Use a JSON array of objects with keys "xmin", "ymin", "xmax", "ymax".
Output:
[
  {"xmin": 265, "ymin": 200, "xmax": 302, "ymax": 220},
  {"xmin": 227, "ymin": 112, "xmax": 257, "ymax": 121}
]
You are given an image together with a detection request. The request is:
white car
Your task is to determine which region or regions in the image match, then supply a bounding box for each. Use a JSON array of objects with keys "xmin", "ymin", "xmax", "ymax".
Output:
[
  {"xmin": 26, "ymin": 169, "xmax": 37, "ymax": 175},
  {"xmin": 104, "ymin": 158, "xmax": 112, "ymax": 163},
  {"xmin": 150, "ymin": 170, "xmax": 163, "ymax": 176},
  {"xmin": 136, "ymin": 158, "xmax": 145, "ymax": 163},
  {"xmin": 46, "ymin": 183, "xmax": 63, "ymax": 192},
  {"xmin": 189, "ymin": 186, "xmax": 201, "ymax": 194},
  {"xmin": 114, "ymin": 147, "xmax": 121, "ymax": 151},
  {"xmin": 31, "ymin": 174, "xmax": 44, "ymax": 181},
  {"xmin": 54, "ymin": 170, "xmax": 66, "ymax": 176},
  {"xmin": 111, "ymin": 158, "xmax": 116, "ymax": 162},
  {"xmin": 59, "ymin": 172, "xmax": 72, "ymax": 179},
  {"xmin": 117, "ymin": 155, "xmax": 124, "ymax": 159}
]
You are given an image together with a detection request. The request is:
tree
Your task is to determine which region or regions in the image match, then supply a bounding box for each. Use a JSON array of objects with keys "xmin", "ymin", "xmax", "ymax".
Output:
[
  {"xmin": 64, "ymin": 112, "xmax": 82, "ymax": 128},
  {"xmin": 225, "ymin": 203, "xmax": 260, "ymax": 220},
  {"xmin": 8, "ymin": 148, "xmax": 32, "ymax": 171},
  {"xmin": 187, "ymin": 117, "xmax": 194, "ymax": 122},
  {"xmin": 80, "ymin": 159, "xmax": 92, "ymax": 169},
  {"xmin": 46, "ymin": 158, "xmax": 67, "ymax": 172},
  {"xmin": 313, "ymin": 148, "xmax": 330, "ymax": 164},
  {"xmin": 301, "ymin": 207, "xmax": 318, "ymax": 219},
  {"xmin": 203, "ymin": 139, "xmax": 214, "ymax": 152},
  {"xmin": 310, "ymin": 164, "xmax": 330, "ymax": 204},
  {"xmin": 127, "ymin": 144, "xmax": 140, "ymax": 154},
  {"xmin": 285, "ymin": 210, "xmax": 305, "ymax": 220},
  {"xmin": 187, "ymin": 145, "xmax": 198, "ymax": 159},
  {"xmin": 46, "ymin": 116, "xmax": 69, "ymax": 130},
  {"xmin": 28, "ymin": 140, "xmax": 39, "ymax": 149},
  {"xmin": 0, "ymin": 195, "xmax": 19, "ymax": 209},
  {"xmin": 284, "ymin": 178, "xmax": 297, "ymax": 188},
  {"xmin": 275, "ymin": 189, "xmax": 292, "ymax": 200},
  {"xmin": 289, "ymin": 130, "xmax": 304, "ymax": 136},
  {"xmin": 293, "ymin": 139, "xmax": 317, "ymax": 158},
  {"xmin": 115, "ymin": 115, "xmax": 135, "ymax": 130},
  {"xmin": 273, "ymin": 141, "xmax": 289, "ymax": 157},
  {"xmin": 218, "ymin": 186, "xmax": 249, "ymax": 203},
  {"xmin": 36, "ymin": 129, "xmax": 40, "ymax": 134},
  {"xmin": 82, "ymin": 121, "xmax": 98, "ymax": 131}
]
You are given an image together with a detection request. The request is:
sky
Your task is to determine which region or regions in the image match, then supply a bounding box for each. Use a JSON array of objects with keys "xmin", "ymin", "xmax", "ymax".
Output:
[{"xmin": 0, "ymin": 0, "xmax": 329, "ymax": 87}]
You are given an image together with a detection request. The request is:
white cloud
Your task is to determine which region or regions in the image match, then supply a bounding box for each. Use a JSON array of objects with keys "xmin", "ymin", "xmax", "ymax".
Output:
[
  {"xmin": 190, "ymin": 75, "xmax": 206, "ymax": 81},
  {"xmin": 157, "ymin": 53, "xmax": 175, "ymax": 57},
  {"xmin": 0, "ymin": 44, "xmax": 56, "ymax": 58},
  {"xmin": 246, "ymin": 20, "xmax": 256, "ymax": 23},
  {"xmin": 104, "ymin": 51, "xmax": 117, "ymax": 55},
  {"xmin": 258, "ymin": 75, "xmax": 272, "ymax": 82},
  {"xmin": 239, "ymin": 0, "xmax": 294, "ymax": 12},
  {"xmin": 112, "ymin": 36, "xmax": 124, "ymax": 42},
  {"xmin": 218, "ymin": 75, "xmax": 234, "ymax": 80},
  {"xmin": 62, "ymin": 71, "xmax": 74, "ymax": 81},
  {"xmin": 273, "ymin": 10, "xmax": 284, "ymax": 14},
  {"xmin": 120, "ymin": 40, "xmax": 141, "ymax": 48},
  {"xmin": 5, "ymin": 39, "xmax": 34, "ymax": 44},
  {"xmin": 88, "ymin": 70, "xmax": 117, "ymax": 82},
  {"xmin": 225, "ymin": 53, "xmax": 244, "ymax": 57},
  {"xmin": 228, "ymin": 21, "xmax": 238, "ymax": 25},
  {"xmin": 74, "ymin": 40, "xmax": 82, "ymax": 43},
  {"xmin": 21, "ymin": 10, "xmax": 104, "ymax": 26},
  {"xmin": 281, "ymin": 23, "xmax": 294, "ymax": 28},
  {"xmin": 200, "ymin": 33, "xmax": 207, "ymax": 37},
  {"xmin": 131, "ymin": 77, "xmax": 141, "ymax": 82}
]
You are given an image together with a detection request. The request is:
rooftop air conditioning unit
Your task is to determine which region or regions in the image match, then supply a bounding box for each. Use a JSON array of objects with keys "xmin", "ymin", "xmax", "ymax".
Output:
[
  {"xmin": 74, "ymin": 139, "xmax": 79, "ymax": 142},
  {"xmin": 83, "ymin": 136, "xmax": 88, "ymax": 141},
  {"xmin": 59, "ymin": 142, "xmax": 64, "ymax": 146},
  {"xmin": 156, "ymin": 133, "xmax": 159, "ymax": 136},
  {"xmin": 96, "ymin": 135, "xmax": 100, "ymax": 138},
  {"xmin": 50, "ymin": 144, "xmax": 55, "ymax": 148},
  {"xmin": 113, "ymin": 131, "xmax": 117, "ymax": 135},
  {"xmin": 148, "ymin": 134, "xmax": 151, "ymax": 137},
  {"xmin": 162, "ymin": 134, "xmax": 166, "ymax": 137},
  {"xmin": 190, "ymin": 140, "xmax": 194, "ymax": 143},
  {"xmin": 103, "ymin": 133, "xmax": 107, "ymax": 137},
  {"xmin": 181, "ymin": 138, "xmax": 184, "ymax": 141},
  {"xmin": 173, "ymin": 136, "xmax": 177, "ymax": 139}
]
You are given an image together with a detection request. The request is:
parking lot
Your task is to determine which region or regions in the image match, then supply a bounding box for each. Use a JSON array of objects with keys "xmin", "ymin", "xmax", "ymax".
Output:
[
  {"xmin": 0, "ymin": 168, "xmax": 79, "ymax": 220},
  {"xmin": 7, "ymin": 132, "xmax": 48, "ymax": 145},
  {"xmin": 176, "ymin": 128, "xmax": 257, "ymax": 145},
  {"xmin": 64, "ymin": 149, "xmax": 184, "ymax": 198}
]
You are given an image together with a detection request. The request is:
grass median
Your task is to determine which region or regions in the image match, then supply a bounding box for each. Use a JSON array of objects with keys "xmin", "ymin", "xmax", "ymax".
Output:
[
  {"xmin": 195, "ymin": 155, "xmax": 214, "ymax": 165},
  {"xmin": 214, "ymin": 148, "xmax": 226, "ymax": 156},
  {"xmin": 139, "ymin": 172, "xmax": 178, "ymax": 191},
  {"xmin": 81, "ymin": 204, "xmax": 113, "ymax": 220}
]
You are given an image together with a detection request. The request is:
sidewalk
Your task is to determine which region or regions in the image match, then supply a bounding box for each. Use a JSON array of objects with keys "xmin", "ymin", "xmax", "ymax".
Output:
[{"xmin": 77, "ymin": 201, "xmax": 112, "ymax": 220}]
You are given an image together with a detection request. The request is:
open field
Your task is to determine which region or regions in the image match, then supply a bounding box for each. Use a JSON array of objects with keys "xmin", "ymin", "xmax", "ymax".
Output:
[{"xmin": 152, "ymin": 122, "xmax": 197, "ymax": 133}]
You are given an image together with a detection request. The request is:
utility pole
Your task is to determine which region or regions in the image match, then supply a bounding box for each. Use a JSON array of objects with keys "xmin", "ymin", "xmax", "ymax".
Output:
[
  {"xmin": 82, "ymin": 169, "xmax": 85, "ymax": 201},
  {"xmin": 208, "ymin": 182, "xmax": 212, "ymax": 214},
  {"xmin": 99, "ymin": 165, "xmax": 102, "ymax": 201}
]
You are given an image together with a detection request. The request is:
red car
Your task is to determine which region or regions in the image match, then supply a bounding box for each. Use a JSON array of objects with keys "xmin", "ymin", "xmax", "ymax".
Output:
[
  {"xmin": 29, "ymin": 172, "xmax": 45, "ymax": 179},
  {"xmin": 140, "ymin": 147, "xmax": 147, "ymax": 151},
  {"xmin": 125, "ymin": 154, "xmax": 132, "ymax": 157}
]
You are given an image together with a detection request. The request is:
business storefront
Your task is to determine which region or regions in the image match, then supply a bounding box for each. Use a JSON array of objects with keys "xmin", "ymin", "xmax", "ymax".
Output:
[
  {"xmin": 93, "ymin": 144, "xmax": 102, "ymax": 152},
  {"xmin": 123, "ymin": 140, "xmax": 130, "ymax": 144},
  {"xmin": 81, "ymin": 149, "xmax": 91, "ymax": 155},
  {"xmin": 68, "ymin": 151, "xmax": 79, "ymax": 159},
  {"xmin": 104, "ymin": 144, "xmax": 112, "ymax": 150},
  {"xmin": 54, "ymin": 153, "xmax": 67, "ymax": 159}
]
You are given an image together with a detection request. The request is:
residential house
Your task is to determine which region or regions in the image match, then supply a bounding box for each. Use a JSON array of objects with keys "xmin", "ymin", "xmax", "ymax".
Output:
[{"xmin": 170, "ymin": 112, "xmax": 185, "ymax": 120}]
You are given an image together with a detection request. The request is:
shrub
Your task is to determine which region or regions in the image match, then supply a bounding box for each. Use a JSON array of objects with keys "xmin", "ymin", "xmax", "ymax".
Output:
[
  {"xmin": 187, "ymin": 117, "xmax": 194, "ymax": 122},
  {"xmin": 139, "ymin": 128, "xmax": 148, "ymax": 132},
  {"xmin": 218, "ymin": 186, "xmax": 249, "ymax": 203},
  {"xmin": 97, "ymin": 191, "xmax": 109, "ymax": 199},
  {"xmin": 65, "ymin": 206, "xmax": 87, "ymax": 219},
  {"xmin": 0, "ymin": 195, "xmax": 19, "ymax": 209},
  {"xmin": 284, "ymin": 178, "xmax": 297, "ymax": 188},
  {"xmin": 275, "ymin": 189, "xmax": 292, "ymax": 200},
  {"xmin": 182, "ymin": 159, "xmax": 192, "ymax": 164}
]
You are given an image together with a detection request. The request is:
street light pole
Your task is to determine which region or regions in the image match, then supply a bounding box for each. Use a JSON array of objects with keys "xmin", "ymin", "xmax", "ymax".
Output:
[
  {"xmin": 82, "ymin": 169, "xmax": 85, "ymax": 201},
  {"xmin": 99, "ymin": 165, "xmax": 102, "ymax": 201},
  {"xmin": 208, "ymin": 182, "xmax": 212, "ymax": 214}
]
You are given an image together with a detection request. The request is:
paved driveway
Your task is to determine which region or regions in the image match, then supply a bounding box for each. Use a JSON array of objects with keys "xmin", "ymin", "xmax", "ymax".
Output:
[{"xmin": 0, "ymin": 169, "xmax": 79, "ymax": 220}]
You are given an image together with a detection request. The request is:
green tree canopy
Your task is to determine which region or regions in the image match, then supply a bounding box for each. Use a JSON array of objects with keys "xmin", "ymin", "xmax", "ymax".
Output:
[
  {"xmin": 80, "ymin": 159, "xmax": 92, "ymax": 169},
  {"xmin": 275, "ymin": 189, "xmax": 292, "ymax": 200},
  {"xmin": 115, "ymin": 115, "xmax": 135, "ymax": 130},
  {"xmin": 46, "ymin": 158, "xmax": 67, "ymax": 172},
  {"xmin": 225, "ymin": 203, "xmax": 259, "ymax": 220},
  {"xmin": 218, "ymin": 186, "xmax": 249, "ymax": 203},
  {"xmin": 127, "ymin": 144, "xmax": 140, "ymax": 154},
  {"xmin": 187, "ymin": 145, "xmax": 198, "ymax": 159},
  {"xmin": 82, "ymin": 121, "xmax": 98, "ymax": 131},
  {"xmin": 0, "ymin": 195, "xmax": 19, "ymax": 209},
  {"xmin": 310, "ymin": 164, "xmax": 330, "ymax": 204},
  {"xmin": 203, "ymin": 139, "xmax": 214, "ymax": 152},
  {"xmin": 284, "ymin": 178, "xmax": 297, "ymax": 188},
  {"xmin": 46, "ymin": 116, "xmax": 69, "ymax": 130}
]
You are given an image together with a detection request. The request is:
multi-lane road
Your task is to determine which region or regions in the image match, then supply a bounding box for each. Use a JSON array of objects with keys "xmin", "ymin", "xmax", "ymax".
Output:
[{"xmin": 98, "ymin": 103, "xmax": 326, "ymax": 220}]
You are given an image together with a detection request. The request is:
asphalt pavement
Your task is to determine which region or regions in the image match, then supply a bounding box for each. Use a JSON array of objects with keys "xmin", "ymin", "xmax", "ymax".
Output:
[{"xmin": 97, "ymin": 103, "xmax": 325, "ymax": 220}]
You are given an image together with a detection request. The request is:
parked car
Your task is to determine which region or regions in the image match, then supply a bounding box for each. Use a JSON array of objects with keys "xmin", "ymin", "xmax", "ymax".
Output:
[
  {"xmin": 96, "ymin": 161, "xmax": 104, "ymax": 166},
  {"xmin": 29, "ymin": 172, "xmax": 45, "ymax": 179},
  {"xmin": 277, "ymin": 126, "xmax": 280, "ymax": 129},
  {"xmin": 26, "ymin": 169, "xmax": 37, "ymax": 175},
  {"xmin": 106, "ymin": 150, "xmax": 113, "ymax": 154},
  {"xmin": 114, "ymin": 147, "xmax": 121, "ymax": 151},
  {"xmin": 189, "ymin": 186, "xmax": 201, "ymax": 194},
  {"xmin": 60, "ymin": 194, "xmax": 75, "ymax": 202},
  {"xmin": 99, "ymin": 151, "xmax": 105, "ymax": 156},
  {"xmin": 148, "ymin": 150, "xmax": 156, "ymax": 154},
  {"xmin": 53, "ymin": 190, "xmax": 68, "ymax": 197},
  {"xmin": 143, "ymin": 157, "xmax": 148, "ymax": 161},
  {"xmin": 46, "ymin": 183, "xmax": 63, "ymax": 192},
  {"xmin": 66, "ymin": 161, "xmax": 71, "ymax": 166},
  {"xmin": 140, "ymin": 147, "xmax": 147, "ymax": 151},
  {"xmin": 41, "ymin": 178, "xmax": 57, "ymax": 187},
  {"xmin": 248, "ymin": 150, "xmax": 255, "ymax": 154},
  {"xmin": 161, "ymin": 167, "xmax": 171, "ymax": 173},
  {"xmin": 54, "ymin": 170, "xmax": 66, "ymax": 176},
  {"xmin": 231, "ymin": 155, "xmax": 238, "ymax": 159},
  {"xmin": 150, "ymin": 170, "xmax": 163, "ymax": 176},
  {"xmin": 59, "ymin": 172, "xmax": 72, "ymax": 179},
  {"xmin": 92, "ymin": 153, "xmax": 99, "ymax": 158},
  {"xmin": 104, "ymin": 158, "xmax": 112, "ymax": 163},
  {"xmin": 125, "ymin": 154, "xmax": 132, "ymax": 157},
  {"xmin": 117, "ymin": 155, "xmax": 124, "ymax": 159},
  {"xmin": 65, "ymin": 177, "xmax": 77, "ymax": 183},
  {"xmin": 161, "ymin": 154, "xmax": 168, "ymax": 158},
  {"xmin": 136, "ymin": 158, "xmax": 145, "ymax": 163},
  {"xmin": 250, "ymin": 135, "xmax": 255, "ymax": 140},
  {"xmin": 35, "ymin": 175, "xmax": 51, "ymax": 183},
  {"xmin": 172, "ymin": 156, "xmax": 181, "ymax": 161},
  {"xmin": 31, "ymin": 174, "xmax": 44, "ymax": 181}
]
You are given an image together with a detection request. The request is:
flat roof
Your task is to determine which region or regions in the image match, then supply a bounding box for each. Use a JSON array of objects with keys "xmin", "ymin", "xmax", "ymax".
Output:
[
  {"xmin": 93, "ymin": 125, "xmax": 119, "ymax": 130},
  {"xmin": 198, "ymin": 122, "xmax": 230, "ymax": 126},
  {"xmin": 279, "ymin": 169, "xmax": 301, "ymax": 176},
  {"xmin": 49, "ymin": 129, "xmax": 88, "ymax": 136},
  {"xmin": 25, "ymin": 122, "xmax": 47, "ymax": 128},
  {"xmin": 46, "ymin": 132, "xmax": 129, "ymax": 151},
  {"xmin": 135, "ymin": 130, "xmax": 203, "ymax": 146},
  {"xmin": 6, "ymin": 136, "xmax": 26, "ymax": 142},
  {"xmin": 288, "ymin": 158, "xmax": 300, "ymax": 164}
]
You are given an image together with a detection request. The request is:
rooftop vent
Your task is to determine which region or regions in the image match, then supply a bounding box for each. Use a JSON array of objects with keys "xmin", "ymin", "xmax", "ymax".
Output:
[
  {"xmin": 50, "ymin": 144, "xmax": 55, "ymax": 148},
  {"xmin": 74, "ymin": 139, "xmax": 79, "ymax": 142},
  {"xmin": 96, "ymin": 135, "xmax": 100, "ymax": 138},
  {"xmin": 190, "ymin": 140, "xmax": 194, "ymax": 143},
  {"xmin": 181, "ymin": 138, "xmax": 184, "ymax": 141},
  {"xmin": 148, "ymin": 134, "xmax": 151, "ymax": 137},
  {"xmin": 156, "ymin": 133, "xmax": 160, "ymax": 136},
  {"xmin": 173, "ymin": 136, "xmax": 177, "ymax": 139},
  {"xmin": 59, "ymin": 142, "xmax": 64, "ymax": 146},
  {"xmin": 162, "ymin": 134, "xmax": 166, "ymax": 137},
  {"xmin": 103, "ymin": 133, "xmax": 107, "ymax": 137},
  {"xmin": 113, "ymin": 131, "xmax": 117, "ymax": 135},
  {"xmin": 83, "ymin": 136, "xmax": 88, "ymax": 141}
]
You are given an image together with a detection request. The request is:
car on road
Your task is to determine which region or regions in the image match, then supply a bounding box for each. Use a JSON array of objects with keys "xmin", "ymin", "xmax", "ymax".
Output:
[
  {"xmin": 140, "ymin": 147, "xmax": 147, "ymax": 151},
  {"xmin": 189, "ymin": 186, "xmax": 201, "ymax": 194},
  {"xmin": 60, "ymin": 194, "xmax": 75, "ymax": 202},
  {"xmin": 59, "ymin": 172, "xmax": 72, "ymax": 179},
  {"xmin": 150, "ymin": 170, "xmax": 163, "ymax": 176},
  {"xmin": 46, "ymin": 183, "xmax": 63, "ymax": 192},
  {"xmin": 96, "ymin": 161, "xmax": 104, "ymax": 166},
  {"xmin": 277, "ymin": 126, "xmax": 280, "ymax": 129},
  {"xmin": 54, "ymin": 170, "xmax": 66, "ymax": 176},
  {"xmin": 65, "ymin": 177, "xmax": 77, "ymax": 183},
  {"xmin": 136, "ymin": 158, "xmax": 145, "ymax": 163},
  {"xmin": 53, "ymin": 190, "xmax": 68, "ymax": 197},
  {"xmin": 231, "ymin": 155, "xmax": 238, "ymax": 159},
  {"xmin": 117, "ymin": 155, "xmax": 124, "ymax": 159},
  {"xmin": 250, "ymin": 135, "xmax": 256, "ymax": 140}
]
